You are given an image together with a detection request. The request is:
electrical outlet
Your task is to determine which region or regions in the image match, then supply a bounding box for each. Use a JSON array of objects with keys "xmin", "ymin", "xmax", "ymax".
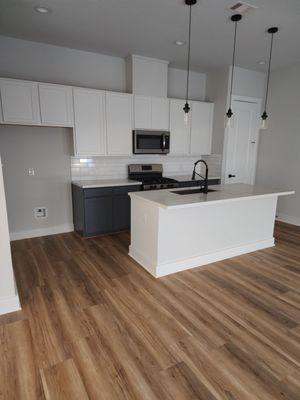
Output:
[
  {"xmin": 28, "ymin": 168, "xmax": 35, "ymax": 176},
  {"xmin": 34, "ymin": 207, "xmax": 47, "ymax": 219}
]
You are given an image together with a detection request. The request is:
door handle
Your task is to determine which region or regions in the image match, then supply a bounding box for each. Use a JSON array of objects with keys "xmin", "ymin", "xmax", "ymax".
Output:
[{"xmin": 228, "ymin": 174, "xmax": 236, "ymax": 178}]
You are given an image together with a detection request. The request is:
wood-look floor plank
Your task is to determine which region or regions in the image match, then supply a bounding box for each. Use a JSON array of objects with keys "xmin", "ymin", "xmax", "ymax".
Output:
[
  {"xmin": 40, "ymin": 358, "xmax": 89, "ymax": 400},
  {"xmin": 0, "ymin": 222, "xmax": 299, "ymax": 399}
]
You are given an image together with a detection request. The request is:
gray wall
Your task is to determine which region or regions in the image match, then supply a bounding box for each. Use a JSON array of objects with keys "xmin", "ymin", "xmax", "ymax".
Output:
[
  {"xmin": 256, "ymin": 64, "xmax": 300, "ymax": 225},
  {"xmin": 0, "ymin": 126, "xmax": 73, "ymax": 237}
]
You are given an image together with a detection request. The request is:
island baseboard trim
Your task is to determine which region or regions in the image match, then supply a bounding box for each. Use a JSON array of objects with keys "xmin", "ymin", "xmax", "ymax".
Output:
[
  {"xmin": 129, "ymin": 238, "xmax": 275, "ymax": 278},
  {"xmin": 128, "ymin": 247, "xmax": 157, "ymax": 276}
]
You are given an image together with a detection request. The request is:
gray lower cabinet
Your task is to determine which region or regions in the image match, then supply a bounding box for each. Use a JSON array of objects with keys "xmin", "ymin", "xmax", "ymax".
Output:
[{"xmin": 72, "ymin": 184, "xmax": 141, "ymax": 237}]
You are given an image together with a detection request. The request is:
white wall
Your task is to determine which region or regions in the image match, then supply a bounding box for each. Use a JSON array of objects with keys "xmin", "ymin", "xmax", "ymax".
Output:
[
  {"xmin": 0, "ymin": 36, "xmax": 126, "ymax": 92},
  {"xmin": 232, "ymin": 67, "xmax": 266, "ymax": 100},
  {"xmin": 0, "ymin": 35, "xmax": 207, "ymax": 98},
  {"xmin": 0, "ymin": 155, "xmax": 20, "ymax": 315},
  {"xmin": 168, "ymin": 67, "xmax": 206, "ymax": 101},
  {"xmin": 0, "ymin": 126, "xmax": 73, "ymax": 239},
  {"xmin": 256, "ymin": 64, "xmax": 300, "ymax": 225},
  {"xmin": 206, "ymin": 67, "xmax": 230, "ymax": 154}
]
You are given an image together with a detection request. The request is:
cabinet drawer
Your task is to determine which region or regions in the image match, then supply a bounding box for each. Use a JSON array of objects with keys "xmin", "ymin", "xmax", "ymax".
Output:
[
  {"xmin": 179, "ymin": 181, "xmax": 199, "ymax": 188},
  {"xmin": 113, "ymin": 185, "xmax": 141, "ymax": 195},
  {"xmin": 84, "ymin": 187, "xmax": 113, "ymax": 198}
]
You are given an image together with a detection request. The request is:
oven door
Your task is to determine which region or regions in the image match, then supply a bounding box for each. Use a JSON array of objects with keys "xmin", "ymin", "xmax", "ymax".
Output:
[{"xmin": 133, "ymin": 130, "xmax": 170, "ymax": 154}]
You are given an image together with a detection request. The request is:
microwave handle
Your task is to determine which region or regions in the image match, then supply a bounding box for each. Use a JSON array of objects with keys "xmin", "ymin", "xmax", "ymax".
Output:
[{"xmin": 162, "ymin": 134, "xmax": 166, "ymax": 151}]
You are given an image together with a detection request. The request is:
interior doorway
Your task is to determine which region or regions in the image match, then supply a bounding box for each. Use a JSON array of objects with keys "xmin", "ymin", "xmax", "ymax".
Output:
[{"xmin": 223, "ymin": 95, "xmax": 262, "ymax": 184}]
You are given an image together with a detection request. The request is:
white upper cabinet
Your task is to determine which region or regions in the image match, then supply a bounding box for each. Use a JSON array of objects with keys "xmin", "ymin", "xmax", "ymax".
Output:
[
  {"xmin": 0, "ymin": 79, "xmax": 41, "ymax": 125},
  {"xmin": 190, "ymin": 101, "xmax": 214, "ymax": 155},
  {"xmin": 39, "ymin": 83, "xmax": 74, "ymax": 127},
  {"xmin": 73, "ymin": 88, "xmax": 106, "ymax": 156},
  {"xmin": 169, "ymin": 99, "xmax": 191, "ymax": 155},
  {"xmin": 134, "ymin": 95, "xmax": 151, "ymax": 129},
  {"xmin": 134, "ymin": 95, "xmax": 169, "ymax": 130},
  {"xmin": 151, "ymin": 97, "xmax": 169, "ymax": 130},
  {"xmin": 106, "ymin": 92, "xmax": 133, "ymax": 156}
]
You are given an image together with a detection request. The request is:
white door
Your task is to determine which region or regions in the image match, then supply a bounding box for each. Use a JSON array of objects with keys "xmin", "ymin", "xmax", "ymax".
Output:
[
  {"xmin": 39, "ymin": 83, "xmax": 74, "ymax": 127},
  {"xmin": 73, "ymin": 88, "xmax": 106, "ymax": 156},
  {"xmin": 134, "ymin": 95, "xmax": 151, "ymax": 129},
  {"xmin": 190, "ymin": 101, "xmax": 214, "ymax": 155},
  {"xmin": 0, "ymin": 79, "xmax": 41, "ymax": 125},
  {"xmin": 151, "ymin": 97, "xmax": 169, "ymax": 130},
  {"xmin": 224, "ymin": 98, "xmax": 260, "ymax": 184},
  {"xmin": 169, "ymin": 99, "xmax": 190, "ymax": 155},
  {"xmin": 106, "ymin": 92, "xmax": 133, "ymax": 156}
]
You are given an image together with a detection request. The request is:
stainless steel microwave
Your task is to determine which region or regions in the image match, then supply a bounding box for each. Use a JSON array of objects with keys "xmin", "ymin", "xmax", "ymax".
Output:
[{"xmin": 133, "ymin": 130, "xmax": 170, "ymax": 154}]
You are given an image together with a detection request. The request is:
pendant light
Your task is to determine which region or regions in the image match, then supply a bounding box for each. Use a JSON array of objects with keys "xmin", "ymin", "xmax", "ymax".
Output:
[
  {"xmin": 183, "ymin": 0, "xmax": 197, "ymax": 125},
  {"xmin": 225, "ymin": 14, "xmax": 242, "ymax": 128},
  {"xmin": 261, "ymin": 27, "xmax": 278, "ymax": 130}
]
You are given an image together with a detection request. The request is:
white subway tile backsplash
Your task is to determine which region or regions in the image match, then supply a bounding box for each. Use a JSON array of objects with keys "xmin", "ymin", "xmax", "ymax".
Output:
[{"xmin": 71, "ymin": 154, "xmax": 222, "ymax": 181}]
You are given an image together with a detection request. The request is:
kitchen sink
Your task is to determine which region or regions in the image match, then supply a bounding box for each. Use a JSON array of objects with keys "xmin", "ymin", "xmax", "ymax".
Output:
[{"xmin": 172, "ymin": 188, "xmax": 218, "ymax": 195}]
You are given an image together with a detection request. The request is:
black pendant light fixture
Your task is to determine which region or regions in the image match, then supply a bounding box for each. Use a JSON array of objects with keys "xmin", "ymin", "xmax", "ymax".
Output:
[
  {"xmin": 261, "ymin": 27, "xmax": 278, "ymax": 130},
  {"xmin": 183, "ymin": 0, "xmax": 197, "ymax": 125},
  {"xmin": 225, "ymin": 13, "xmax": 242, "ymax": 128}
]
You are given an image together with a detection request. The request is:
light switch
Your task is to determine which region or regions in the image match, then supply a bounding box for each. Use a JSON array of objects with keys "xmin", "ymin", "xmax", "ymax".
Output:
[{"xmin": 28, "ymin": 168, "xmax": 35, "ymax": 176}]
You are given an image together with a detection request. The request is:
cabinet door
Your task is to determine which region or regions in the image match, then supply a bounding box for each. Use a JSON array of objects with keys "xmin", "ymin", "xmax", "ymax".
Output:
[
  {"xmin": 151, "ymin": 97, "xmax": 169, "ymax": 130},
  {"xmin": 134, "ymin": 95, "xmax": 151, "ymax": 129},
  {"xmin": 84, "ymin": 196, "xmax": 113, "ymax": 235},
  {"xmin": 169, "ymin": 99, "xmax": 190, "ymax": 155},
  {"xmin": 73, "ymin": 88, "xmax": 106, "ymax": 155},
  {"xmin": 0, "ymin": 79, "xmax": 40, "ymax": 125},
  {"xmin": 113, "ymin": 195, "xmax": 130, "ymax": 231},
  {"xmin": 39, "ymin": 83, "xmax": 73, "ymax": 126},
  {"xmin": 190, "ymin": 102, "xmax": 214, "ymax": 155},
  {"xmin": 106, "ymin": 92, "xmax": 133, "ymax": 155}
]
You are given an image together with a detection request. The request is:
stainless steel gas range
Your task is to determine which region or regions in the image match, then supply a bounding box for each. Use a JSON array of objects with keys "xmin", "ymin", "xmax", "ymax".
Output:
[{"xmin": 128, "ymin": 164, "xmax": 179, "ymax": 191}]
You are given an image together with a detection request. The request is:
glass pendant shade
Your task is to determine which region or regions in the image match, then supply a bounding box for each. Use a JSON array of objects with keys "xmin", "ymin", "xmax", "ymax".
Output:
[{"xmin": 261, "ymin": 112, "xmax": 268, "ymax": 130}]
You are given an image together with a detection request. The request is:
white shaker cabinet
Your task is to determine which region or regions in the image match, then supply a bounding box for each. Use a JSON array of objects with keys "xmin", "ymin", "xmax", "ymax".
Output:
[
  {"xmin": 39, "ymin": 83, "xmax": 74, "ymax": 127},
  {"xmin": 73, "ymin": 88, "xmax": 106, "ymax": 155},
  {"xmin": 106, "ymin": 92, "xmax": 133, "ymax": 155},
  {"xmin": 0, "ymin": 79, "xmax": 41, "ymax": 125},
  {"xmin": 134, "ymin": 95, "xmax": 151, "ymax": 129},
  {"xmin": 151, "ymin": 97, "xmax": 169, "ymax": 130},
  {"xmin": 134, "ymin": 95, "xmax": 169, "ymax": 130},
  {"xmin": 190, "ymin": 101, "xmax": 214, "ymax": 155},
  {"xmin": 169, "ymin": 99, "xmax": 191, "ymax": 155}
]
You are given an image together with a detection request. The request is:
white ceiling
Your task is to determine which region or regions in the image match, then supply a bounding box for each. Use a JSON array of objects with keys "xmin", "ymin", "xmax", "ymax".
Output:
[{"xmin": 0, "ymin": 0, "xmax": 299, "ymax": 72}]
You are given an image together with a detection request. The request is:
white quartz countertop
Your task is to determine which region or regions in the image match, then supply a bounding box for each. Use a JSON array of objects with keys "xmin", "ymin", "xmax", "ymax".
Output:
[
  {"xmin": 167, "ymin": 175, "xmax": 220, "ymax": 182},
  {"xmin": 72, "ymin": 179, "xmax": 142, "ymax": 188},
  {"xmin": 129, "ymin": 183, "xmax": 295, "ymax": 209}
]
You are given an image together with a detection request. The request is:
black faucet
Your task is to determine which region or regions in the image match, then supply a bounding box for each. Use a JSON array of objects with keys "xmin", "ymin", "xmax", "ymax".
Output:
[{"xmin": 192, "ymin": 159, "xmax": 209, "ymax": 193}]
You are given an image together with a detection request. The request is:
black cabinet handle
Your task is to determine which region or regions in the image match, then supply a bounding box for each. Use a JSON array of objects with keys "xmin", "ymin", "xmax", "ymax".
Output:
[{"xmin": 228, "ymin": 174, "xmax": 236, "ymax": 178}]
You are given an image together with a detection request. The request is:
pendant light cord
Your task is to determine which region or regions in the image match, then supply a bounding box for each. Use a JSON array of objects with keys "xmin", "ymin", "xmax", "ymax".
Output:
[
  {"xmin": 185, "ymin": 4, "xmax": 192, "ymax": 103},
  {"xmin": 229, "ymin": 19, "xmax": 238, "ymax": 110},
  {"xmin": 263, "ymin": 32, "xmax": 275, "ymax": 113}
]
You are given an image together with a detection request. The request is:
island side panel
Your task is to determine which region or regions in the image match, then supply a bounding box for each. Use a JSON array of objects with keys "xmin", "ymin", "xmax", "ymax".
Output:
[
  {"xmin": 156, "ymin": 195, "xmax": 278, "ymax": 277},
  {"xmin": 129, "ymin": 196, "xmax": 160, "ymax": 276}
]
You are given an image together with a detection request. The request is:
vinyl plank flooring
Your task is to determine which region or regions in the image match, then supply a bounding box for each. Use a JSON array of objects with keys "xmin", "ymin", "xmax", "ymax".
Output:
[{"xmin": 0, "ymin": 222, "xmax": 299, "ymax": 399}]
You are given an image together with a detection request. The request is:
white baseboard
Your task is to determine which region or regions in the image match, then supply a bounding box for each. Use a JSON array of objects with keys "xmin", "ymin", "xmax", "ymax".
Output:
[
  {"xmin": 0, "ymin": 294, "xmax": 21, "ymax": 316},
  {"xmin": 129, "ymin": 238, "xmax": 275, "ymax": 278},
  {"xmin": 10, "ymin": 224, "xmax": 74, "ymax": 241},
  {"xmin": 276, "ymin": 213, "xmax": 300, "ymax": 227}
]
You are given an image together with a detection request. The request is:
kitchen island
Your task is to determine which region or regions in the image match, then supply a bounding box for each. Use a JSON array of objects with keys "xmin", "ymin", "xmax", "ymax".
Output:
[{"xmin": 129, "ymin": 184, "xmax": 294, "ymax": 277}]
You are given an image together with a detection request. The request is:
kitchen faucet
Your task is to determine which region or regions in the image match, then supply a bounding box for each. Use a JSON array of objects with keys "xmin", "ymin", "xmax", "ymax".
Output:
[{"xmin": 192, "ymin": 159, "xmax": 209, "ymax": 193}]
